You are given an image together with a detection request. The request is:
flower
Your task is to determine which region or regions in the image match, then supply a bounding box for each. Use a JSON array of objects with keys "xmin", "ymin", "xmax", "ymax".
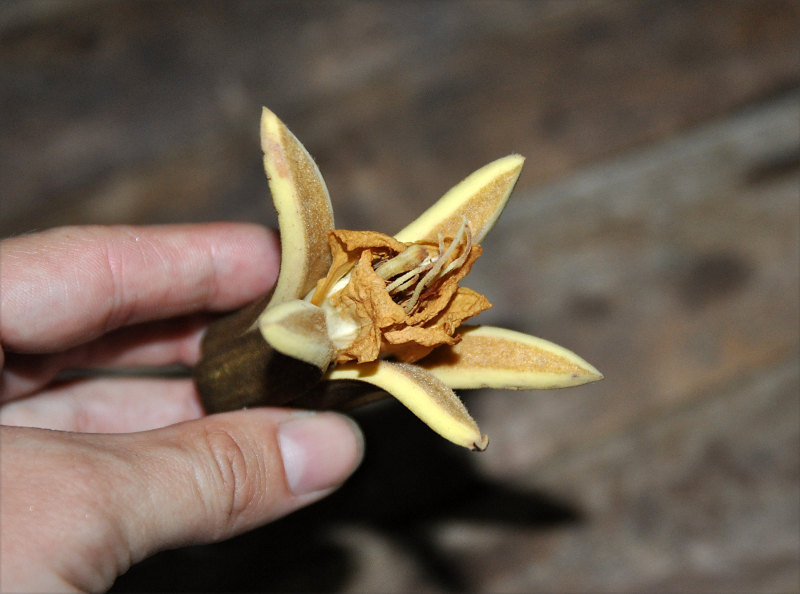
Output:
[{"xmin": 195, "ymin": 107, "xmax": 602, "ymax": 451}]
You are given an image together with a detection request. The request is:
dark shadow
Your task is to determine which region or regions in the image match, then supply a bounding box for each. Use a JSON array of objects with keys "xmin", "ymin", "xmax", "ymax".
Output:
[
  {"xmin": 111, "ymin": 397, "xmax": 582, "ymax": 592},
  {"xmin": 676, "ymin": 251, "xmax": 752, "ymax": 310}
]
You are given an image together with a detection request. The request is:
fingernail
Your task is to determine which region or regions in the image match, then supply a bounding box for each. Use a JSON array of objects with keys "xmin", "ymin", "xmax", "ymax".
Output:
[{"xmin": 278, "ymin": 412, "xmax": 364, "ymax": 495}]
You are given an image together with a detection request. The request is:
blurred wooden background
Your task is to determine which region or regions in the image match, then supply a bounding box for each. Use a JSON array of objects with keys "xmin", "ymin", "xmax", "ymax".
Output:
[{"xmin": 2, "ymin": 1, "xmax": 798, "ymax": 591}]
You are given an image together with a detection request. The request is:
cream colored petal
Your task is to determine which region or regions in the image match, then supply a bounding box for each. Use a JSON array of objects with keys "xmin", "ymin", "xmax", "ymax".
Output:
[
  {"xmin": 393, "ymin": 154, "xmax": 524, "ymax": 244},
  {"xmin": 260, "ymin": 107, "xmax": 335, "ymax": 307},
  {"xmin": 327, "ymin": 360, "xmax": 489, "ymax": 451},
  {"xmin": 259, "ymin": 299, "xmax": 335, "ymax": 370},
  {"xmin": 419, "ymin": 325, "xmax": 603, "ymax": 389}
]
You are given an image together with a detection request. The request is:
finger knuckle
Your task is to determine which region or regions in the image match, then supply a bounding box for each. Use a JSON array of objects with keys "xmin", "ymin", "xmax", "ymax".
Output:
[{"xmin": 198, "ymin": 425, "xmax": 264, "ymax": 532}]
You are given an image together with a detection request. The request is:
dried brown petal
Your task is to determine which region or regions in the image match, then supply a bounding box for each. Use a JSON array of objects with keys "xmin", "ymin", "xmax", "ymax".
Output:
[
  {"xmin": 320, "ymin": 228, "xmax": 490, "ymax": 365},
  {"xmin": 430, "ymin": 286, "xmax": 492, "ymax": 336},
  {"xmin": 382, "ymin": 287, "xmax": 492, "ymax": 363},
  {"xmin": 312, "ymin": 230, "xmax": 406, "ymax": 304},
  {"xmin": 330, "ymin": 249, "xmax": 407, "ymax": 363}
]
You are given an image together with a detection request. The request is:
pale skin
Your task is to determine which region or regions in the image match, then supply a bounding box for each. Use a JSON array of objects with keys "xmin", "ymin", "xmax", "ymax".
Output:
[{"xmin": 0, "ymin": 223, "xmax": 365, "ymax": 592}]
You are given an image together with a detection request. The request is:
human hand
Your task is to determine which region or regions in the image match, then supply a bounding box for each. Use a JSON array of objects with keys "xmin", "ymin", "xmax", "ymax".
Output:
[{"xmin": 0, "ymin": 224, "xmax": 364, "ymax": 592}]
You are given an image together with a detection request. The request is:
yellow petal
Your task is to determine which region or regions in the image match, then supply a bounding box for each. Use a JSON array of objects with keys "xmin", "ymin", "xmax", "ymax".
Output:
[
  {"xmin": 260, "ymin": 107, "xmax": 335, "ymax": 307},
  {"xmin": 419, "ymin": 325, "xmax": 603, "ymax": 389},
  {"xmin": 258, "ymin": 299, "xmax": 335, "ymax": 370},
  {"xmin": 327, "ymin": 360, "xmax": 489, "ymax": 451},
  {"xmin": 394, "ymin": 154, "xmax": 524, "ymax": 245}
]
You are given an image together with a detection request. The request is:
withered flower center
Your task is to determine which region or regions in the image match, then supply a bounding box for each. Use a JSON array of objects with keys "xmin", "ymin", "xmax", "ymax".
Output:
[
  {"xmin": 374, "ymin": 218, "xmax": 473, "ymax": 314},
  {"xmin": 310, "ymin": 219, "xmax": 491, "ymax": 365}
]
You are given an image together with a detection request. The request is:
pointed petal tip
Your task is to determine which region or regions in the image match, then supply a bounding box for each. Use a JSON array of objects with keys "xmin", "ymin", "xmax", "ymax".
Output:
[
  {"xmin": 494, "ymin": 153, "xmax": 525, "ymax": 177},
  {"xmin": 420, "ymin": 325, "xmax": 604, "ymax": 390},
  {"xmin": 327, "ymin": 361, "xmax": 487, "ymax": 451},
  {"xmin": 576, "ymin": 359, "xmax": 604, "ymax": 384},
  {"xmin": 259, "ymin": 106, "xmax": 281, "ymax": 150},
  {"xmin": 472, "ymin": 434, "xmax": 489, "ymax": 452},
  {"xmin": 567, "ymin": 370, "xmax": 604, "ymax": 388},
  {"xmin": 260, "ymin": 105, "xmax": 279, "ymax": 121},
  {"xmin": 259, "ymin": 106, "xmax": 335, "ymax": 305},
  {"xmin": 394, "ymin": 153, "xmax": 526, "ymax": 245}
]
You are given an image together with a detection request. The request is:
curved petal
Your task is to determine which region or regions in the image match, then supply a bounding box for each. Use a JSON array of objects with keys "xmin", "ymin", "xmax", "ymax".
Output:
[
  {"xmin": 258, "ymin": 299, "xmax": 335, "ymax": 370},
  {"xmin": 260, "ymin": 107, "xmax": 335, "ymax": 307},
  {"xmin": 418, "ymin": 325, "xmax": 603, "ymax": 389},
  {"xmin": 327, "ymin": 360, "xmax": 488, "ymax": 451},
  {"xmin": 394, "ymin": 154, "xmax": 524, "ymax": 244}
]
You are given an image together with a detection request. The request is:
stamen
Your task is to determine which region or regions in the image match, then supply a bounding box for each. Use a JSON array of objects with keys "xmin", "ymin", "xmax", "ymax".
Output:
[
  {"xmin": 390, "ymin": 274, "xmax": 419, "ymax": 294},
  {"xmin": 386, "ymin": 269, "xmax": 422, "ymax": 293},
  {"xmin": 374, "ymin": 244, "xmax": 429, "ymax": 280},
  {"xmin": 442, "ymin": 223, "xmax": 472, "ymax": 276},
  {"xmin": 403, "ymin": 217, "xmax": 471, "ymax": 313}
]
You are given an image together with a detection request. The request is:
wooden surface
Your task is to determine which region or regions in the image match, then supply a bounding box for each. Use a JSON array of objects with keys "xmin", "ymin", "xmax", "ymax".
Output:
[{"xmin": 2, "ymin": 1, "xmax": 798, "ymax": 592}]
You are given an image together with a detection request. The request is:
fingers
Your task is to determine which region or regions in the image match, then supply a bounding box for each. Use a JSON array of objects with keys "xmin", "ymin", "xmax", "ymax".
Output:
[
  {"xmin": 0, "ymin": 411, "xmax": 364, "ymax": 592},
  {"xmin": 0, "ymin": 377, "xmax": 203, "ymax": 433},
  {"xmin": 0, "ymin": 223, "xmax": 280, "ymax": 353},
  {"xmin": 1, "ymin": 315, "xmax": 206, "ymax": 401},
  {"xmin": 117, "ymin": 409, "xmax": 364, "ymax": 550}
]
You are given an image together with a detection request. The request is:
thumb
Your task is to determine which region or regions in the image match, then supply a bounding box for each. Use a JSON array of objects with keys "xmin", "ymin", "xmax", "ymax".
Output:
[
  {"xmin": 118, "ymin": 409, "xmax": 364, "ymax": 558},
  {"xmin": 0, "ymin": 409, "xmax": 363, "ymax": 593}
]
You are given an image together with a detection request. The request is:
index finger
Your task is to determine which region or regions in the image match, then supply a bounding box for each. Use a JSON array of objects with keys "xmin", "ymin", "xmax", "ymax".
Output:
[{"xmin": 0, "ymin": 223, "xmax": 280, "ymax": 353}]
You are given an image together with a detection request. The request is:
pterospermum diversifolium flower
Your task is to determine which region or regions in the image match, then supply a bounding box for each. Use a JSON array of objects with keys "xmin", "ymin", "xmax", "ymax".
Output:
[{"xmin": 194, "ymin": 108, "xmax": 602, "ymax": 451}]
